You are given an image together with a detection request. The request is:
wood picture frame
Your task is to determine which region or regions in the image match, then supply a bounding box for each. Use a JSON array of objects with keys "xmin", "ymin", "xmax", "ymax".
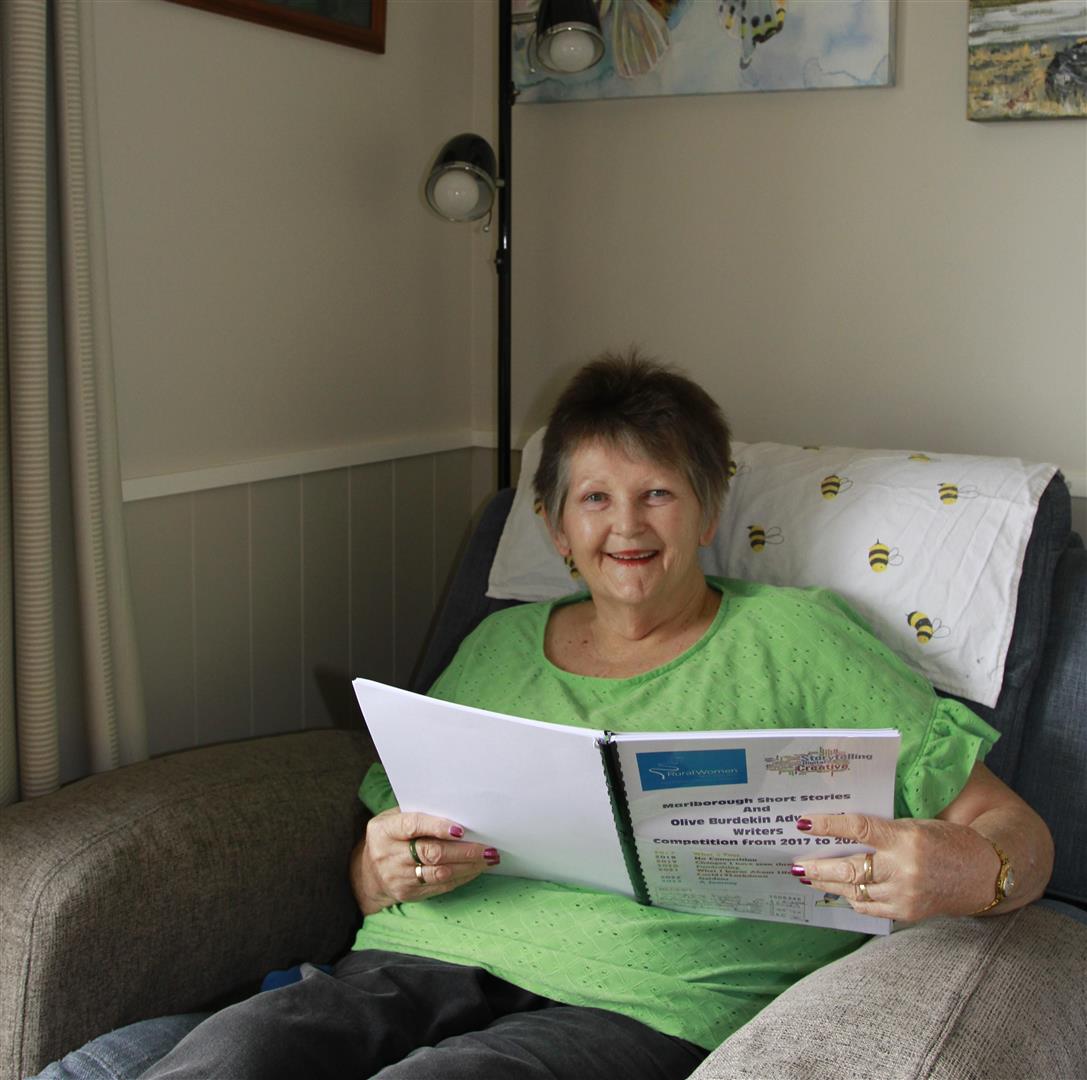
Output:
[{"xmin": 168, "ymin": 0, "xmax": 386, "ymax": 55}]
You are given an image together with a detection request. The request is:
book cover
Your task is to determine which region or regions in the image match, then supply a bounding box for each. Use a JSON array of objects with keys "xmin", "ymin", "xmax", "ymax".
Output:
[{"xmin": 353, "ymin": 678, "xmax": 899, "ymax": 934}]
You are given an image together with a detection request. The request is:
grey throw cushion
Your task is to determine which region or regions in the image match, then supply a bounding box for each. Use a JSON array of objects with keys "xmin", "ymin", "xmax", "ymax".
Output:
[{"xmin": 688, "ymin": 904, "xmax": 1087, "ymax": 1080}]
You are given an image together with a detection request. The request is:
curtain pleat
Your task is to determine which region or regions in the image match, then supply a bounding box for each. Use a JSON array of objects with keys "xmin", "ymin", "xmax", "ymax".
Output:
[
  {"xmin": 1, "ymin": 0, "xmax": 59, "ymax": 800},
  {"xmin": 54, "ymin": 0, "xmax": 147, "ymax": 771},
  {"xmin": 0, "ymin": 17, "xmax": 15, "ymax": 807}
]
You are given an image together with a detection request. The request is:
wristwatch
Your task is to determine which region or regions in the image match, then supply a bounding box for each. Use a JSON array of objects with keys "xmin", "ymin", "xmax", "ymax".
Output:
[{"xmin": 972, "ymin": 842, "xmax": 1015, "ymax": 915}]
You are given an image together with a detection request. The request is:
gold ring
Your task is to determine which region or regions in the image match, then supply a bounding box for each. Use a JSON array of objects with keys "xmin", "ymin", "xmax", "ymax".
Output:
[
  {"xmin": 408, "ymin": 838, "xmax": 423, "ymax": 865},
  {"xmin": 857, "ymin": 882, "xmax": 870, "ymax": 902},
  {"xmin": 414, "ymin": 864, "xmax": 426, "ymax": 884},
  {"xmin": 863, "ymin": 852, "xmax": 874, "ymax": 884}
]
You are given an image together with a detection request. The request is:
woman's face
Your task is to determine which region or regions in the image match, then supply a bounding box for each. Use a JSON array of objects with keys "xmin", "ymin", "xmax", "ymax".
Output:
[{"xmin": 548, "ymin": 439, "xmax": 716, "ymax": 613}]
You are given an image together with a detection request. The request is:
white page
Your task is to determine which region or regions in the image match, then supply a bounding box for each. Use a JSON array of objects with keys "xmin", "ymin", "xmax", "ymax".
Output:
[
  {"xmin": 353, "ymin": 679, "xmax": 634, "ymax": 897},
  {"xmin": 613, "ymin": 728, "xmax": 899, "ymax": 934}
]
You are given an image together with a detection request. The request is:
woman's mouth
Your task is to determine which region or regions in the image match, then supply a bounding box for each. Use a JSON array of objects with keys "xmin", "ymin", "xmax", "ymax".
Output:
[{"xmin": 607, "ymin": 550, "xmax": 658, "ymax": 564}]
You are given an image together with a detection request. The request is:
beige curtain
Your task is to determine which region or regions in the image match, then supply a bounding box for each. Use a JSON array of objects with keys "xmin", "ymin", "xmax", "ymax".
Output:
[{"xmin": 1, "ymin": 0, "xmax": 147, "ymax": 805}]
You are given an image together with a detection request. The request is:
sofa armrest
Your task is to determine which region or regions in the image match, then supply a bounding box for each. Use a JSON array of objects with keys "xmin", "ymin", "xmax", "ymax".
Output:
[
  {"xmin": 0, "ymin": 729, "xmax": 376, "ymax": 1080},
  {"xmin": 688, "ymin": 904, "xmax": 1087, "ymax": 1080}
]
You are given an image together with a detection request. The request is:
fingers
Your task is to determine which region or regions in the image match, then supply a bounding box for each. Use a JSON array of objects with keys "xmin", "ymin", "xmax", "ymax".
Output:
[
  {"xmin": 369, "ymin": 810, "xmax": 499, "ymax": 870},
  {"xmin": 798, "ymin": 812, "xmax": 892, "ymax": 846},
  {"xmin": 791, "ymin": 814, "xmax": 900, "ymax": 916},
  {"xmin": 794, "ymin": 850, "xmax": 872, "ymax": 887},
  {"xmin": 377, "ymin": 808, "xmax": 471, "ymax": 844},
  {"xmin": 359, "ymin": 810, "xmax": 500, "ymax": 913},
  {"xmin": 791, "ymin": 851, "xmax": 875, "ymax": 904}
]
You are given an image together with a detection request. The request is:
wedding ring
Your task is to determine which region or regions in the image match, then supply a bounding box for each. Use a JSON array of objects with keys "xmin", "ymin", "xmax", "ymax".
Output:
[
  {"xmin": 857, "ymin": 882, "xmax": 871, "ymax": 902},
  {"xmin": 408, "ymin": 838, "xmax": 423, "ymax": 865},
  {"xmin": 863, "ymin": 852, "xmax": 874, "ymax": 884},
  {"xmin": 414, "ymin": 864, "xmax": 426, "ymax": 884}
]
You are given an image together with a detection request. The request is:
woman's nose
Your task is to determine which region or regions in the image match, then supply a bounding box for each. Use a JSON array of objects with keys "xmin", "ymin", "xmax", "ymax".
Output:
[{"xmin": 612, "ymin": 500, "xmax": 646, "ymax": 537}]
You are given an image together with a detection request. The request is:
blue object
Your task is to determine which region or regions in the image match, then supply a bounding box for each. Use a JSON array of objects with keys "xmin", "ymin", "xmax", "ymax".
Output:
[{"xmin": 260, "ymin": 963, "xmax": 333, "ymax": 991}]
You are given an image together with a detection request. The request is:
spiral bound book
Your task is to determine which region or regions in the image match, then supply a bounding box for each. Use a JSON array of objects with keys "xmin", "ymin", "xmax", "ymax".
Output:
[{"xmin": 353, "ymin": 678, "xmax": 900, "ymax": 934}]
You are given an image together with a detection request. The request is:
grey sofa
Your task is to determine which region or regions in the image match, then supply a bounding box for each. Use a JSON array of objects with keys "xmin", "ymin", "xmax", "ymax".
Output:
[{"xmin": 2, "ymin": 478, "xmax": 1085, "ymax": 1080}]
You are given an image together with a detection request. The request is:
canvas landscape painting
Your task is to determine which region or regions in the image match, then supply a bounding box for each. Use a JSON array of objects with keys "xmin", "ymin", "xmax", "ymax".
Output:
[
  {"xmin": 968, "ymin": 0, "xmax": 1087, "ymax": 120},
  {"xmin": 512, "ymin": 0, "xmax": 895, "ymax": 103}
]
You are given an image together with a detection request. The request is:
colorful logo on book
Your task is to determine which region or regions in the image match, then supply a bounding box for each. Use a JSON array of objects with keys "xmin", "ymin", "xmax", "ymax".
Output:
[
  {"xmin": 764, "ymin": 746, "xmax": 865, "ymax": 777},
  {"xmin": 636, "ymin": 749, "xmax": 748, "ymax": 791}
]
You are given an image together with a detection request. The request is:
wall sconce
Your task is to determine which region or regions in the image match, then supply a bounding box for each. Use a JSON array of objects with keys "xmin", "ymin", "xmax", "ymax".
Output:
[{"xmin": 424, "ymin": 134, "xmax": 498, "ymax": 224}]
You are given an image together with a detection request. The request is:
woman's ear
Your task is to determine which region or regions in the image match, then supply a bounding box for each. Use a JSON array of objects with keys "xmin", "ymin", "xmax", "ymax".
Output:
[
  {"xmin": 541, "ymin": 509, "xmax": 571, "ymax": 558},
  {"xmin": 699, "ymin": 514, "xmax": 719, "ymax": 548}
]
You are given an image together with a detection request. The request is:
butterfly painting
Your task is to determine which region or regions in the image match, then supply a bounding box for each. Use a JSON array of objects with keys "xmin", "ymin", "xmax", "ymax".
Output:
[{"xmin": 511, "ymin": 0, "xmax": 895, "ymax": 103}]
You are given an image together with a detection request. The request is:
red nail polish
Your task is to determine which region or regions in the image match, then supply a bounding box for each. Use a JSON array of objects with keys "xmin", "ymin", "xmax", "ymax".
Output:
[
  {"xmin": 790, "ymin": 865, "xmax": 806, "ymax": 876},
  {"xmin": 483, "ymin": 848, "xmax": 498, "ymax": 859},
  {"xmin": 797, "ymin": 819, "xmax": 813, "ymax": 831},
  {"xmin": 799, "ymin": 878, "xmax": 812, "ymax": 885},
  {"xmin": 448, "ymin": 825, "xmax": 465, "ymax": 838}
]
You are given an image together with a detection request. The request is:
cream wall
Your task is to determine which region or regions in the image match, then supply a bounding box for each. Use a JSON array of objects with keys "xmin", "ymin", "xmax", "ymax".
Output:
[
  {"xmin": 92, "ymin": 0, "xmax": 484, "ymax": 482},
  {"xmin": 487, "ymin": 0, "xmax": 1086, "ymax": 521},
  {"xmin": 88, "ymin": 0, "xmax": 499, "ymax": 748},
  {"xmin": 85, "ymin": 0, "xmax": 1084, "ymax": 751}
]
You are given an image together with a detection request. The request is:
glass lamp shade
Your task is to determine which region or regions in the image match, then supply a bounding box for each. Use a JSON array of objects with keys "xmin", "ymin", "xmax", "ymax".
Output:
[
  {"xmin": 425, "ymin": 134, "xmax": 497, "ymax": 222},
  {"xmin": 534, "ymin": 0, "xmax": 604, "ymax": 74}
]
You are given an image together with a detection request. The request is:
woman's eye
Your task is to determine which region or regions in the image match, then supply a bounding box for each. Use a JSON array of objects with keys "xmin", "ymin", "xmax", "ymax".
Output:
[
  {"xmin": 647, "ymin": 489, "xmax": 671, "ymax": 500},
  {"xmin": 583, "ymin": 492, "xmax": 606, "ymax": 504}
]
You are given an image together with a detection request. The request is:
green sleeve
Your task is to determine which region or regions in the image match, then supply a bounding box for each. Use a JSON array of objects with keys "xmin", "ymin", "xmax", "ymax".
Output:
[
  {"xmin": 897, "ymin": 697, "xmax": 999, "ymax": 819},
  {"xmin": 358, "ymin": 762, "xmax": 398, "ymax": 816}
]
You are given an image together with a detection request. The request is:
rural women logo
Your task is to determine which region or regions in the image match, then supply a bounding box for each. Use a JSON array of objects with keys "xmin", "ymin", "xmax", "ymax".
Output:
[{"xmin": 636, "ymin": 749, "xmax": 748, "ymax": 791}]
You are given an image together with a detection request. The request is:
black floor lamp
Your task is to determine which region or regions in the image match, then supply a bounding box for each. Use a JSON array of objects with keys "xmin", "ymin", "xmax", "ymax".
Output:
[{"xmin": 424, "ymin": 0, "xmax": 604, "ymax": 490}]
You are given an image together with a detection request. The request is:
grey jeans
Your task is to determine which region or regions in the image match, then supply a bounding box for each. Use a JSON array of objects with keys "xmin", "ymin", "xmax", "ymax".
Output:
[{"xmin": 137, "ymin": 950, "xmax": 707, "ymax": 1080}]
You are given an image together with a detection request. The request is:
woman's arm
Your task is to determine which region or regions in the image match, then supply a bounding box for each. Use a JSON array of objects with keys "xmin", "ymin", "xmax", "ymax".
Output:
[
  {"xmin": 792, "ymin": 764, "xmax": 1053, "ymax": 922},
  {"xmin": 934, "ymin": 762, "xmax": 1054, "ymax": 913}
]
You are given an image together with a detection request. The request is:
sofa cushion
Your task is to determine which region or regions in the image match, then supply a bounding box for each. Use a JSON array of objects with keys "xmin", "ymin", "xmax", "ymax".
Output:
[{"xmin": 688, "ymin": 904, "xmax": 1087, "ymax": 1080}]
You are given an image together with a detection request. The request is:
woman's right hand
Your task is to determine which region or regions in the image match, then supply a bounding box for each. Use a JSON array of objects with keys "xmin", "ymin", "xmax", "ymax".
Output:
[{"xmin": 350, "ymin": 808, "xmax": 500, "ymax": 916}]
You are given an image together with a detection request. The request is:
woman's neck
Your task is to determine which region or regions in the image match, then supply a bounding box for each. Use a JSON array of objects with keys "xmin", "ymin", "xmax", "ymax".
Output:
[
  {"xmin": 590, "ymin": 573, "xmax": 717, "ymax": 651},
  {"xmin": 549, "ymin": 575, "xmax": 721, "ymax": 679}
]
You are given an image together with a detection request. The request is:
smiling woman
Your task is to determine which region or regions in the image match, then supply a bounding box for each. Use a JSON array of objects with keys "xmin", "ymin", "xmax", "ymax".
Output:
[{"xmin": 132, "ymin": 351, "xmax": 1054, "ymax": 1080}]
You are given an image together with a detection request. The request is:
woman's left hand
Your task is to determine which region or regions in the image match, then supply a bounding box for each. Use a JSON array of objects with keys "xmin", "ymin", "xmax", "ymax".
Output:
[{"xmin": 791, "ymin": 813, "xmax": 1001, "ymax": 922}]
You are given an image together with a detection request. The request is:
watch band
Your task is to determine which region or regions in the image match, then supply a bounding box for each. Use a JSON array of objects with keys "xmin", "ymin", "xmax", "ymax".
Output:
[{"xmin": 971, "ymin": 842, "xmax": 1012, "ymax": 916}]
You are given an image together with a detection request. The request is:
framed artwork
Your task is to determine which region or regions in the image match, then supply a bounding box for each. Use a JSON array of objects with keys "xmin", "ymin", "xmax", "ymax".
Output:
[
  {"xmin": 968, "ymin": 0, "xmax": 1087, "ymax": 120},
  {"xmin": 512, "ymin": 0, "xmax": 895, "ymax": 104},
  {"xmin": 167, "ymin": 0, "xmax": 386, "ymax": 54}
]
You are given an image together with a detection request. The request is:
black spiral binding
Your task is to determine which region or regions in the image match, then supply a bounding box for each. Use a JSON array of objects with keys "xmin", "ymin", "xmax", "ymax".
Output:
[{"xmin": 597, "ymin": 733, "xmax": 650, "ymax": 906}]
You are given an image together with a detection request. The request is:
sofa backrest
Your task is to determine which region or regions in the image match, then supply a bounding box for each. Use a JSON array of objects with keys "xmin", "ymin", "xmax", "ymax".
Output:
[{"xmin": 1011, "ymin": 538, "xmax": 1086, "ymax": 906}]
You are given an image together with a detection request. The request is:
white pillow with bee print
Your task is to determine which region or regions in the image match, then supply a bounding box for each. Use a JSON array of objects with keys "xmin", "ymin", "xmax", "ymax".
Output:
[
  {"xmin": 488, "ymin": 430, "xmax": 1057, "ymax": 707},
  {"xmin": 701, "ymin": 443, "xmax": 1056, "ymax": 706}
]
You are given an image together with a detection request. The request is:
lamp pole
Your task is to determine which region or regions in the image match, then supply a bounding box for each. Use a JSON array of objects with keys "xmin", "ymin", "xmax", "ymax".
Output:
[{"xmin": 496, "ymin": 0, "xmax": 513, "ymax": 490}]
